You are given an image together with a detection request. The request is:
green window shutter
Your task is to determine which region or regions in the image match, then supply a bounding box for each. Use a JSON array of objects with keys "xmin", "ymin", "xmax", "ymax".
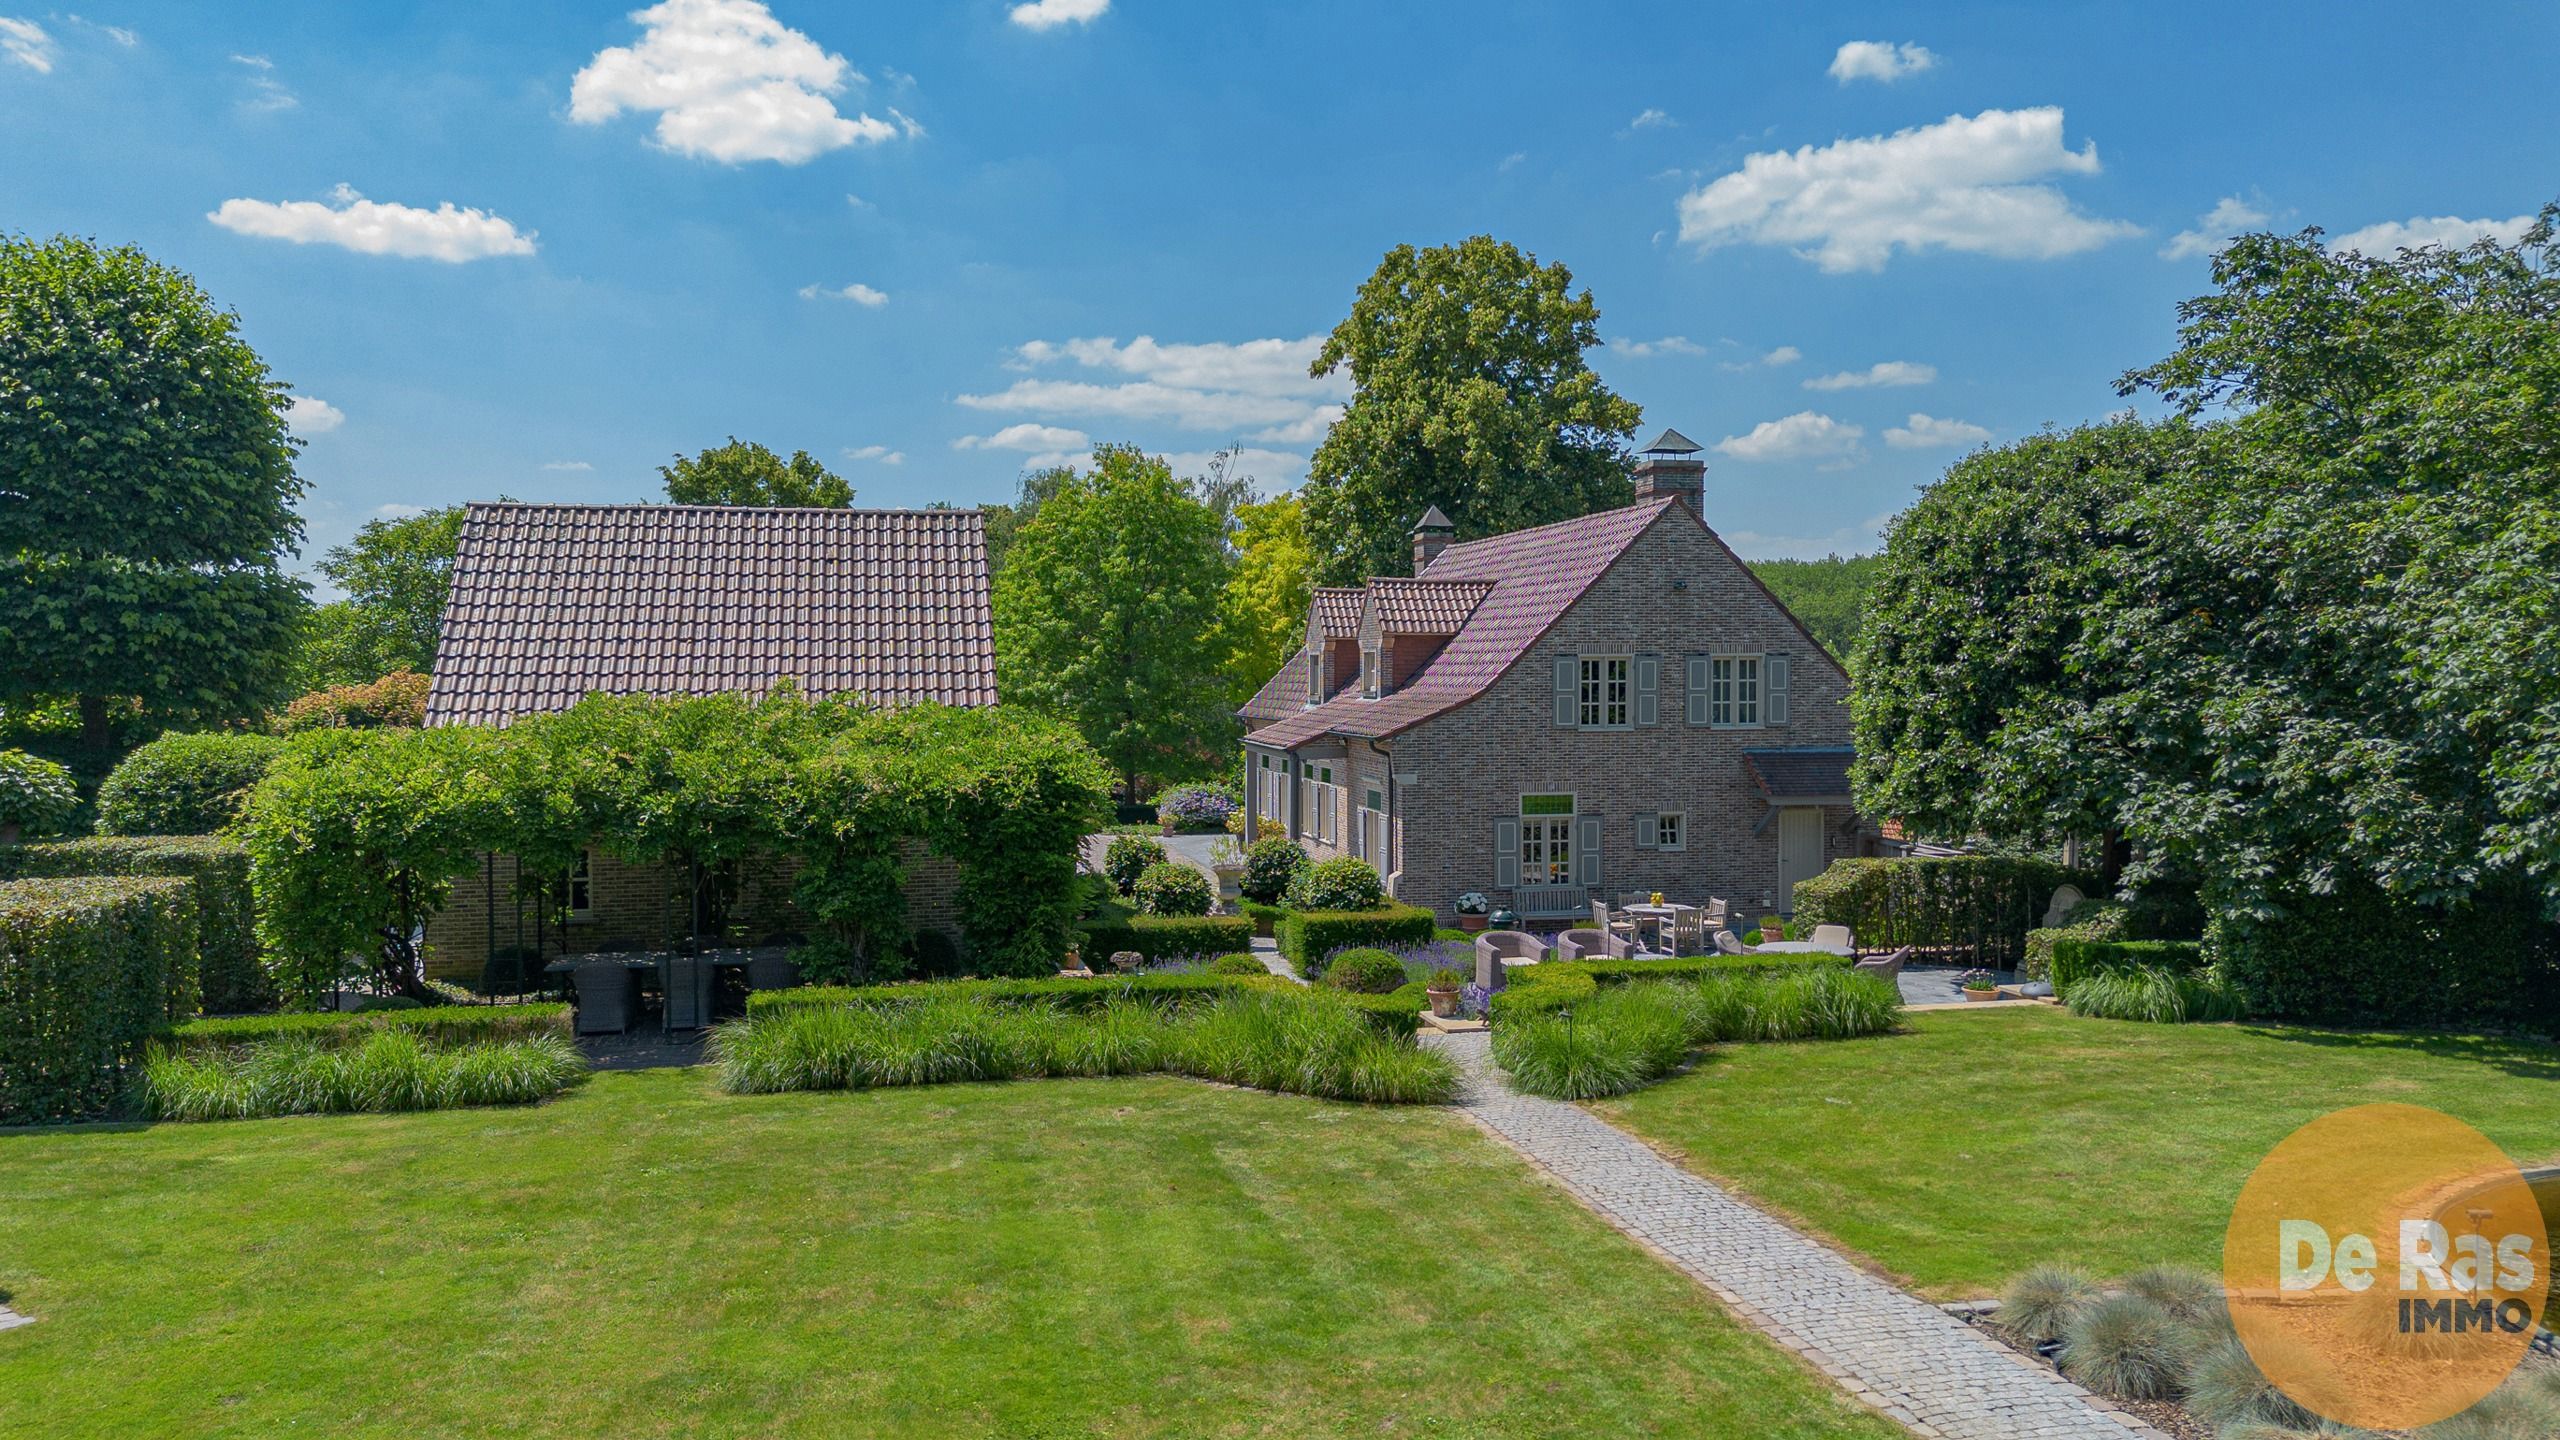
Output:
[
  {"xmin": 1634, "ymin": 654, "xmax": 1660, "ymax": 726},
  {"xmin": 1495, "ymin": 818, "xmax": 1521, "ymax": 888},
  {"xmin": 1635, "ymin": 813, "xmax": 1659, "ymax": 849},
  {"xmin": 1767, "ymin": 653, "xmax": 1793, "ymax": 726},
  {"xmin": 1575, "ymin": 815, "xmax": 1602, "ymax": 886},
  {"xmin": 1553, "ymin": 654, "xmax": 1577, "ymax": 726},
  {"xmin": 1685, "ymin": 655, "xmax": 1709, "ymax": 725}
]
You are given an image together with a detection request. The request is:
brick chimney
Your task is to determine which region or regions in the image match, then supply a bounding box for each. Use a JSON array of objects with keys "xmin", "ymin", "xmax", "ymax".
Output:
[
  {"xmin": 1632, "ymin": 427, "xmax": 1706, "ymax": 511},
  {"xmin": 1410, "ymin": 504, "xmax": 1455, "ymax": 574}
]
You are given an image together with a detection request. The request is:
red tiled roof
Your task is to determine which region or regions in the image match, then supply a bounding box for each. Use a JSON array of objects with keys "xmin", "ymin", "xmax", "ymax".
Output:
[
  {"xmin": 1236, "ymin": 654, "xmax": 1306, "ymax": 726},
  {"xmin": 1365, "ymin": 577, "xmax": 1493, "ymax": 635},
  {"xmin": 425, "ymin": 502, "xmax": 998, "ymax": 727},
  {"xmin": 1311, "ymin": 587, "xmax": 1364, "ymax": 638},
  {"xmin": 1244, "ymin": 497, "xmax": 1682, "ymax": 748}
]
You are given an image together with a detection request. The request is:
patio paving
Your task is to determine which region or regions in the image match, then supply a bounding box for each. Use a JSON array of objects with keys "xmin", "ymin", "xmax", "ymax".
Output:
[{"xmin": 1424, "ymin": 1030, "xmax": 2168, "ymax": 1440}]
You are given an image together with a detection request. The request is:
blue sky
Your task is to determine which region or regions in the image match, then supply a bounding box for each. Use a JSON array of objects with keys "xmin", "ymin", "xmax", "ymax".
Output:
[{"xmin": 5, "ymin": 2, "xmax": 2554, "ymax": 592}]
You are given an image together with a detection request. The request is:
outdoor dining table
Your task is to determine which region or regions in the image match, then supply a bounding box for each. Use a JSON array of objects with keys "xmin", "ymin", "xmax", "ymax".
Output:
[
  {"xmin": 539, "ymin": 948, "xmax": 768, "ymax": 977},
  {"xmin": 1619, "ymin": 903, "xmax": 1695, "ymax": 956}
]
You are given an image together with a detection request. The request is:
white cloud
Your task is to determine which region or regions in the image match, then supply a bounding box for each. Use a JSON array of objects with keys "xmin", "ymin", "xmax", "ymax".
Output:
[
  {"xmin": 2330, "ymin": 213, "xmax": 2538, "ymax": 256},
  {"xmin": 1616, "ymin": 336, "xmax": 1705, "ymax": 358},
  {"xmin": 799, "ymin": 281, "xmax": 887, "ymax": 306},
  {"xmin": 1249, "ymin": 404, "xmax": 1343, "ymax": 444},
  {"xmin": 231, "ymin": 52, "xmax": 295, "ymax": 112},
  {"xmin": 286, "ymin": 395, "xmax": 344, "ymax": 435},
  {"xmin": 1627, "ymin": 107, "xmax": 1675, "ymax": 131},
  {"xmin": 963, "ymin": 334, "xmax": 1350, "ymax": 434},
  {"xmin": 1718, "ymin": 344, "xmax": 1801, "ymax": 372},
  {"xmin": 74, "ymin": 16, "xmax": 137, "ymax": 46},
  {"xmin": 1803, "ymin": 360, "xmax": 1936, "ymax": 390},
  {"xmin": 1498, "ymin": 151, "xmax": 1527, "ymax": 173},
  {"xmin": 1, "ymin": 17, "xmax": 56, "ymax": 72},
  {"xmin": 541, "ymin": 460, "xmax": 594, "ymax": 471},
  {"xmin": 208, "ymin": 184, "xmax": 537, "ymax": 262},
  {"xmin": 373, "ymin": 503, "xmax": 427, "ymax": 520},
  {"xmin": 570, "ymin": 0, "xmax": 914, "ymax": 165},
  {"xmin": 1828, "ymin": 40, "xmax": 1937, "ymax": 84},
  {"xmin": 1714, "ymin": 411, "xmax": 1865, "ymax": 463},
  {"xmin": 842, "ymin": 444, "xmax": 904, "ymax": 465},
  {"xmin": 844, "ymin": 192, "xmax": 872, "ymax": 209},
  {"xmin": 1884, "ymin": 413, "xmax": 1992, "ymax": 449},
  {"xmin": 1009, "ymin": 0, "xmax": 1109, "ymax": 30},
  {"xmin": 1677, "ymin": 107, "xmax": 2139, "ymax": 273},
  {"xmin": 2159, "ymin": 196, "xmax": 2271, "ymax": 260},
  {"xmin": 955, "ymin": 423, "xmax": 1092, "ymax": 452}
]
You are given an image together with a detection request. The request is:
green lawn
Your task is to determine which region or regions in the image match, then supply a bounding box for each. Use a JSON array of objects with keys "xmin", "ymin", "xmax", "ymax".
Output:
[
  {"xmin": 0, "ymin": 1068, "xmax": 1896, "ymax": 1440},
  {"xmin": 1597, "ymin": 1007, "xmax": 2560, "ymax": 1300}
]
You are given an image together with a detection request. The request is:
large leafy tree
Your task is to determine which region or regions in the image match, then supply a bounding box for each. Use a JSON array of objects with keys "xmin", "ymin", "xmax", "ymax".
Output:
[
  {"xmin": 660, "ymin": 437, "xmax": 853, "ymax": 507},
  {"xmin": 992, "ymin": 445, "xmax": 1234, "ymax": 800},
  {"xmin": 1300, "ymin": 236, "xmax": 1642, "ymax": 583},
  {"xmin": 1749, "ymin": 553, "xmax": 1882, "ymax": 665},
  {"xmin": 0, "ymin": 234, "xmax": 308, "ymax": 748},
  {"xmin": 295, "ymin": 504, "xmax": 466, "ymax": 688},
  {"xmin": 1856, "ymin": 208, "xmax": 2560, "ymax": 934},
  {"xmin": 1221, "ymin": 493, "xmax": 1315, "ymax": 703}
]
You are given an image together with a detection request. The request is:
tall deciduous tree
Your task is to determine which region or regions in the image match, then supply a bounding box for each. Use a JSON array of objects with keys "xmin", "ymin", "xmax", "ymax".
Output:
[
  {"xmin": 0, "ymin": 234, "xmax": 308, "ymax": 747},
  {"xmin": 1222, "ymin": 494, "xmax": 1315, "ymax": 703},
  {"xmin": 1301, "ymin": 236, "xmax": 1642, "ymax": 583},
  {"xmin": 660, "ymin": 438, "xmax": 853, "ymax": 507},
  {"xmin": 295, "ymin": 504, "xmax": 466, "ymax": 688},
  {"xmin": 992, "ymin": 445, "xmax": 1234, "ymax": 800}
]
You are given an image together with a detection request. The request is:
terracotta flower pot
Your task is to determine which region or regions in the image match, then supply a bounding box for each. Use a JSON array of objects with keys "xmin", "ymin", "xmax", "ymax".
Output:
[
  {"xmin": 1457, "ymin": 914, "xmax": 1487, "ymax": 933},
  {"xmin": 1962, "ymin": 986, "xmax": 1999, "ymax": 1003},
  {"xmin": 1426, "ymin": 986, "xmax": 1461, "ymax": 1017}
]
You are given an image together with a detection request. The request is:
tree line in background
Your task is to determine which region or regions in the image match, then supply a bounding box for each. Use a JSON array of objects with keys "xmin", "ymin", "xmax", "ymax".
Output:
[{"xmin": 1852, "ymin": 207, "xmax": 2560, "ymax": 1023}]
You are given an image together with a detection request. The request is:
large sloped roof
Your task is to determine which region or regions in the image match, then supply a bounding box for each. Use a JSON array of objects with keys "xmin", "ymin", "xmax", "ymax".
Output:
[
  {"xmin": 424, "ymin": 502, "xmax": 997, "ymax": 726},
  {"xmin": 1365, "ymin": 576, "xmax": 1493, "ymax": 635},
  {"xmin": 1244, "ymin": 497, "xmax": 1684, "ymax": 748}
]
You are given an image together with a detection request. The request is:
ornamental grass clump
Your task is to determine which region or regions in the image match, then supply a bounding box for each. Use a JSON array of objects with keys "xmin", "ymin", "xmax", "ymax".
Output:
[
  {"xmin": 2119, "ymin": 1262, "xmax": 2226, "ymax": 1327},
  {"xmin": 140, "ymin": 1031, "xmax": 586, "ymax": 1121},
  {"xmin": 1170, "ymin": 990, "xmax": 1456, "ymax": 1104},
  {"xmin": 2066, "ymin": 965, "xmax": 2247, "ymax": 1024},
  {"xmin": 2057, "ymin": 1293, "xmax": 2198, "ymax": 1401},
  {"xmin": 1492, "ymin": 984, "xmax": 1694, "ymax": 1100},
  {"xmin": 2180, "ymin": 1334, "xmax": 2321, "ymax": 1433},
  {"xmin": 1997, "ymin": 1264, "xmax": 2100, "ymax": 1344}
]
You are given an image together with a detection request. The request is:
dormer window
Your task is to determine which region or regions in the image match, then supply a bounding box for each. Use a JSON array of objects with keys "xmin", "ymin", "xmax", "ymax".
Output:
[
  {"xmin": 1362, "ymin": 645, "xmax": 1382, "ymax": 697},
  {"xmin": 1306, "ymin": 650, "xmax": 1323, "ymax": 705}
]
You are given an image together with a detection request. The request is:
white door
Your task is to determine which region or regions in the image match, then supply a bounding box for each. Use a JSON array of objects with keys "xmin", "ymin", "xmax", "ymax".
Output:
[
  {"xmin": 1776, "ymin": 807, "xmax": 1825, "ymax": 912},
  {"xmin": 1366, "ymin": 810, "xmax": 1388, "ymax": 880}
]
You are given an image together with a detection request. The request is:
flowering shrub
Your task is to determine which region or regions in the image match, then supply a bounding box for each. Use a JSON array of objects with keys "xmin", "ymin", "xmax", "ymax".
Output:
[
  {"xmin": 0, "ymin": 748, "xmax": 80, "ymax": 837},
  {"xmin": 1132, "ymin": 860, "xmax": 1213, "ymax": 917},
  {"xmin": 277, "ymin": 670, "xmax": 431, "ymax": 732},
  {"xmin": 1154, "ymin": 784, "xmax": 1238, "ymax": 832}
]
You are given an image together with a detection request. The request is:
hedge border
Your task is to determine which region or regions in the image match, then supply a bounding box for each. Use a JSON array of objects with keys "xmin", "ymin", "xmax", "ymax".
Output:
[
  {"xmin": 0, "ymin": 875, "xmax": 198, "ymax": 1124},
  {"xmin": 1, "ymin": 835, "xmax": 262, "ymax": 1014},
  {"xmin": 168, "ymin": 1002, "xmax": 571, "ymax": 1052},
  {"xmin": 1274, "ymin": 904, "xmax": 1437, "ymax": 967},
  {"xmin": 1489, "ymin": 952, "xmax": 1852, "ymax": 1022},
  {"xmin": 1076, "ymin": 913, "xmax": 1255, "ymax": 963},
  {"xmin": 746, "ymin": 971, "xmax": 1426, "ymax": 1041}
]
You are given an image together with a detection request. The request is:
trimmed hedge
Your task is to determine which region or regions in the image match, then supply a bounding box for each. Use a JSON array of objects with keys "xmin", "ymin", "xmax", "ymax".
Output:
[
  {"xmin": 2049, "ymin": 939, "xmax": 2206, "ymax": 997},
  {"xmin": 0, "ymin": 836, "xmax": 265, "ymax": 1014},
  {"xmin": 1489, "ymin": 953, "xmax": 1852, "ymax": 1023},
  {"xmin": 0, "ymin": 876, "xmax": 198, "ymax": 1124},
  {"xmin": 748, "ymin": 971, "xmax": 1427, "ymax": 1042},
  {"xmin": 2023, "ymin": 899, "xmax": 2131, "ymax": 981},
  {"xmin": 93, "ymin": 731, "xmax": 286, "ymax": 836},
  {"xmin": 1274, "ymin": 904, "xmax": 1436, "ymax": 967},
  {"xmin": 1793, "ymin": 855, "xmax": 2097, "ymax": 969},
  {"xmin": 2209, "ymin": 880, "xmax": 2546, "ymax": 1027},
  {"xmin": 168, "ymin": 1002, "xmax": 570, "ymax": 1054},
  {"xmin": 1078, "ymin": 913, "xmax": 1255, "ymax": 964}
]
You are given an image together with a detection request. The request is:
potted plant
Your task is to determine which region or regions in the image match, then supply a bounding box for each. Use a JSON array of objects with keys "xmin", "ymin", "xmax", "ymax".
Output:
[
  {"xmin": 1957, "ymin": 968, "xmax": 2000, "ymax": 1001},
  {"xmin": 1425, "ymin": 967, "xmax": 1467, "ymax": 1017},
  {"xmin": 1454, "ymin": 890, "xmax": 1491, "ymax": 933}
]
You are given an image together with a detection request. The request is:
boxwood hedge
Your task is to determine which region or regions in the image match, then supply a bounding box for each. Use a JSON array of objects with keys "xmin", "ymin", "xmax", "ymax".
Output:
[
  {"xmin": 1273, "ymin": 904, "xmax": 1436, "ymax": 967},
  {"xmin": 1077, "ymin": 913, "xmax": 1254, "ymax": 964},
  {"xmin": 1488, "ymin": 952, "xmax": 1852, "ymax": 1022},
  {"xmin": 167, "ymin": 1001, "xmax": 570, "ymax": 1054},
  {"xmin": 1, "ymin": 835, "xmax": 266, "ymax": 1014}
]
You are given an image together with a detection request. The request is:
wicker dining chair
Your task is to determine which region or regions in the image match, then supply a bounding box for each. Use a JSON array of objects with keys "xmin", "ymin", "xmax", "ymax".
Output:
[
  {"xmin": 572, "ymin": 960, "xmax": 638, "ymax": 1036},
  {"xmin": 662, "ymin": 954, "xmax": 716, "ymax": 1033},
  {"xmin": 746, "ymin": 950, "xmax": 802, "ymax": 992}
]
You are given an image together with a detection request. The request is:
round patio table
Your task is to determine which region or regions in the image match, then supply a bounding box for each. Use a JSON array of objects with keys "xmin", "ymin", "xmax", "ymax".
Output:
[
  {"xmin": 1750, "ymin": 940, "xmax": 1854, "ymax": 956},
  {"xmin": 1619, "ymin": 903, "xmax": 1692, "ymax": 955}
]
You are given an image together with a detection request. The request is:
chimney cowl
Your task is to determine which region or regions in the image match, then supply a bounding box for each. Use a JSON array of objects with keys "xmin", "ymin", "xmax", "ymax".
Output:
[
  {"xmin": 1409, "ymin": 505, "xmax": 1455, "ymax": 574},
  {"xmin": 1632, "ymin": 427, "xmax": 1707, "ymax": 511}
]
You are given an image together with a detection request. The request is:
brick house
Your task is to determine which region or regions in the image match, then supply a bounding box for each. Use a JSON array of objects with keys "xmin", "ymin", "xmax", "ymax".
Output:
[
  {"xmin": 1237, "ymin": 431, "xmax": 1869, "ymax": 927},
  {"xmin": 418, "ymin": 502, "xmax": 997, "ymax": 980}
]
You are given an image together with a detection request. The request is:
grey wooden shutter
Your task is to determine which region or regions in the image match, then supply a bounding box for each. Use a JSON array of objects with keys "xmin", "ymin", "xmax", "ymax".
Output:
[
  {"xmin": 1495, "ymin": 817, "xmax": 1521, "ymax": 888},
  {"xmin": 1553, "ymin": 654, "xmax": 1577, "ymax": 726},
  {"xmin": 1766, "ymin": 654, "xmax": 1792, "ymax": 726},
  {"xmin": 1634, "ymin": 813, "xmax": 1659, "ymax": 849},
  {"xmin": 1634, "ymin": 654, "xmax": 1660, "ymax": 726},
  {"xmin": 1685, "ymin": 655, "xmax": 1709, "ymax": 725},
  {"xmin": 1575, "ymin": 815, "xmax": 1602, "ymax": 886}
]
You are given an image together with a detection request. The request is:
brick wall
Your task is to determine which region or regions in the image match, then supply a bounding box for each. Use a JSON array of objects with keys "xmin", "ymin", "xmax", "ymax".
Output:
[
  {"xmin": 1384, "ymin": 507, "xmax": 1864, "ymax": 923},
  {"xmin": 422, "ymin": 842, "xmax": 963, "ymax": 982}
]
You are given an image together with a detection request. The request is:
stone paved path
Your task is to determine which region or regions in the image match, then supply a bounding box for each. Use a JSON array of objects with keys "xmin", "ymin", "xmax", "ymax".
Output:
[{"xmin": 1426, "ymin": 1031, "xmax": 2168, "ymax": 1440}]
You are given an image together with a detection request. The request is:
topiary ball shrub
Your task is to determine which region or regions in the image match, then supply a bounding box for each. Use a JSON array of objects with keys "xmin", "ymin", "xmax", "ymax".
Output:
[
  {"xmin": 1288, "ymin": 855, "xmax": 1385, "ymax": 912},
  {"xmin": 1132, "ymin": 860, "xmax": 1213, "ymax": 917},
  {"xmin": 0, "ymin": 747, "xmax": 81, "ymax": 839},
  {"xmin": 1322, "ymin": 947, "xmax": 1408, "ymax": 994},
  {"xmin": 1239, "ymin": 836, "xmax": 1307, "ymax": 905},
  {"xmin": 94, "ymin": 730, "xmax": 287, "ymax": 836},
  {"xmin": 2057, "ymin": 1293, "xmax": 2195, "ymax": 1401},
  {"xmin": 1103, "ymin": 834, "xmax": 1169, "ymax": 896},
  {"xmin": 1206, "ymin": 953, "xmax": 1268, "ymax": 977},
  {"xmin": 1998, "ymin": 1264, "xmax": 2099, "ymax": 1344}
]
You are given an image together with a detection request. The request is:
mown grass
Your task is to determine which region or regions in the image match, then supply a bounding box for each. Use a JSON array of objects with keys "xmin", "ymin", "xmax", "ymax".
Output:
[
  {"xmin": 0, "ymin": 1068, "xmax": 1900, "ymax": 1440},
  {"xmin": 1597, "ymin": 1006, "xmax": 2560, "ymax": 1298},
  {"xmin": 716, "ymin": 989, "xmax": 1456, "ymax": 1104}
]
